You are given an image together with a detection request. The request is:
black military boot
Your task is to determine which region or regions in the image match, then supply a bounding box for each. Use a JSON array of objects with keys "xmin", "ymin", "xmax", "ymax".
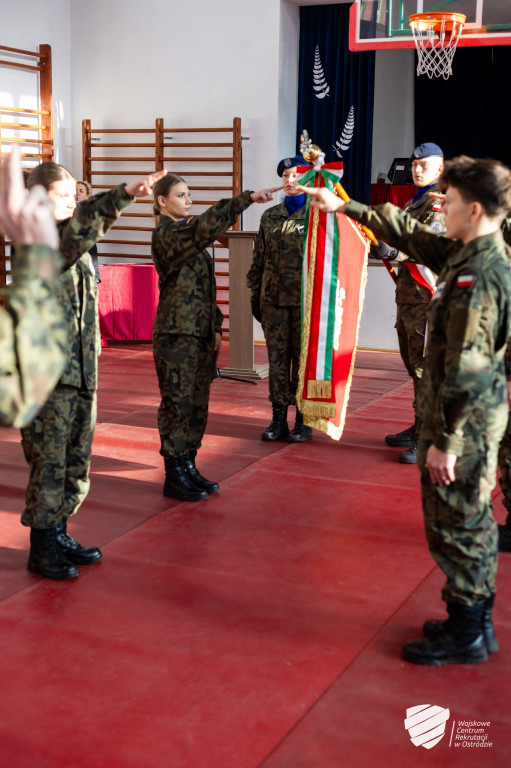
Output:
[
  {"xmin": 56, "ymin": 518, "xmax": 103, "ymax": 565},
  {"xmin": 163, "ymin": 457, "xmax": 208, "ymax": 502},
  {"xmin": 182, "ymin": 450, "xmax": 219, "ymax": 494},
  {"xmin": 402, "ymin": 602, "xmax": 488, "ymax": 666},
  {"xmin": 399, "ymin": 439, "xmax": 418, "ymax": 464},
  {"xmin": 385, "ymin": 424, "xmax": 415, "ymax": 447},
  {"xmin": 261, "ymin": 404, "xmax": 289, "ymax": 441},
  {"xmin": 27, "ymin": 527, "xmax": 79, "ymax": 581},
  {"xmin": 422, "ymin": 594, "xmax": 498, "ymax": 654},
  {"xmin": 288, "ymin": 409, "xmax": 312, "ymax": 443},
  {"xmin": 498, "ymin": 523, "xmax": 511, "ymax": 552}
]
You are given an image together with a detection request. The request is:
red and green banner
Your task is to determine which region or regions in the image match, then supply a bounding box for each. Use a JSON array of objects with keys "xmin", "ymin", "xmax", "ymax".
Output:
[{"xmin": 297, "ymin": 164, "xmax": 369, "ymax": 440}]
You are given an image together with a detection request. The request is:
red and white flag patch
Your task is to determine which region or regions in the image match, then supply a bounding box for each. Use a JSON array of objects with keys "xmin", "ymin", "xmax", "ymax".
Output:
[{"xmin": 457, "ymin": 274, "xmax": 474, "ymax": 287}]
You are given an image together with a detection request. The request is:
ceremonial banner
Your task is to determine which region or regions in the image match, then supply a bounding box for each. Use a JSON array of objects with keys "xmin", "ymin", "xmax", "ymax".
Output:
[{"xmin": 297, "ymin": 165, "xmax": 369, "ymax": 441}]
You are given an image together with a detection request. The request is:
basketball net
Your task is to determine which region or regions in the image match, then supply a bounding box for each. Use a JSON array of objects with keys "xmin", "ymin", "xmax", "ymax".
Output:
[{"xmin": 410, "ymin": 13, "xmax": 466, "ymax": 80}]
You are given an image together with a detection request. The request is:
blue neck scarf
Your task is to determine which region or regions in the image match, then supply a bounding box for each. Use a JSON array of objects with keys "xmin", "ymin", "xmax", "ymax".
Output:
[
  {"xmin": 411, "ymin": 182, "xmax": 437, "ymax": 204},
  {"xmin": 285, "ymin": 193, "xmax": 305, "ymax": 216}
]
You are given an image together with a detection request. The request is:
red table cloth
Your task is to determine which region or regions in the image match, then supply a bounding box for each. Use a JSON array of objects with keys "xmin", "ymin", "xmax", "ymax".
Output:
[
  {"xmin": 370, "ymin": 184, "xmax": 413, "ymax": 209},
  {"xmin": 98, "ymin": 264, "xmax": 159, "ymax": 341}
]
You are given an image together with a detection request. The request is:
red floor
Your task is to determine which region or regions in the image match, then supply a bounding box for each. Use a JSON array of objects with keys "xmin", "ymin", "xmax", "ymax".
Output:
[{"xmin": 0, "ymin": 345, "xmax": 510, "ymax": 768}]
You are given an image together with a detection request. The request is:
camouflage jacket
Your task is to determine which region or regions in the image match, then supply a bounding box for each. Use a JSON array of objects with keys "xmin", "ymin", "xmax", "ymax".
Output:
[
  {"xmin": 344, "ymin": 200, "xmax": 511, "ymax": 454},
  {"xmin": 152, "ymin": 191, "xmax": 253, "ymax": 339},
  {"xmin": 395, "ymin": 184, "xmax": 445, "ymax": 306},
  {"xmin": 0, "ymin": 245, "xmax": 67, "ymax": 428},
  {"xmin": 55, "ymin": 184, "xmax": 133, "ymax": 389},
  {"xmin": 247, "ymin": 200, "xmax": 306, "ymax": 306}
]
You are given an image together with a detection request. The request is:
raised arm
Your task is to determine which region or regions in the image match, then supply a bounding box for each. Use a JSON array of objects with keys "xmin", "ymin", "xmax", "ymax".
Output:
[
  {"xmin": 297, "ymin": 185, "xmax": 460, "ymax": 274},
  {"xmin": 0, "ymin": 148, "xmax": 66, "ymax": 427},
  {"xmin": 58, "ymin": 170, "xmax": 167, "ymax": 267}
]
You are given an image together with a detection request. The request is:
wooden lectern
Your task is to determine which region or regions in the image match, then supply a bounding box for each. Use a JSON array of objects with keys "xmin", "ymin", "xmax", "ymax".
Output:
[{"xmin": 217, "ymin": 231, "xmax": 269, "ymax": 379}]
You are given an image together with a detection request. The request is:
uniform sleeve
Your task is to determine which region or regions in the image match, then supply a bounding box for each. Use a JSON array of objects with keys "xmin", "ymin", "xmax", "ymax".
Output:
[
  {"xmin": 247, "ymin": 216, "xmax": 267, "ymax": 300},
  {"xmin": 0, "ymin": 245, "xmax": 67, "ymax": 428},
  {"xmin": 57, "ymin": 184, "xmax": 134, "ymax": 268},
  {"xmin": 344, "ymin": 200, "xmax": 459, "ymax": 274},
  {"xmin": 432, "ymin": 272, "xmax": 510, "ymax": 454},
  {"xmin": 215, "ymin": 305, "xmax": 224, "ymax": 335}
]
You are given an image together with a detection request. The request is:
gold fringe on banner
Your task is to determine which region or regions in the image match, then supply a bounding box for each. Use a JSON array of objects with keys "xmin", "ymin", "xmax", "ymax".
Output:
[
  {"xmin": 306, "ymin": 379, "xmax": 332, "ymax": 399},
  {"xmin": 301, "ymin": 400, "xmax": 336, "ymax": 419}
]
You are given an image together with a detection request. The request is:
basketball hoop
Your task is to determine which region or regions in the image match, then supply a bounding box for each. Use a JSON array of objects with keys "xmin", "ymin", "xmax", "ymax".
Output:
[{"xmin": 409, "ymin": 12, "xmax": 466, "ymax": 80}]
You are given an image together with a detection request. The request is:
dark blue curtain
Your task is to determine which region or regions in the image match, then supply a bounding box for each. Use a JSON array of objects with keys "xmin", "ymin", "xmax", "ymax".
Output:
[
  {"xmin": 415, "ymin": 46, "xmax": 511, "ymax": 167},
  {"xmin": 297, "ymin": 3, "xmax": 375, "ymax": 203}
]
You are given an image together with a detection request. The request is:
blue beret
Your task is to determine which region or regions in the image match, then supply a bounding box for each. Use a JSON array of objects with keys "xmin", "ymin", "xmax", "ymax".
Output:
[
  {"xmin": 277, "ymin": 154, "xmax": 307, "ymax": 177},
  {"xmin": 410, "ymin": 143, "xmax": 443, "ymax": 162}
]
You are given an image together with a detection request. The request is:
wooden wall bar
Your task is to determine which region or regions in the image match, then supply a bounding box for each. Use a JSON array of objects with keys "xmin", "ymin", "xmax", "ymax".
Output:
[
  {"xmin": 0, "ymin": 43, "xmax": 54, "ymax": 286},
  {"xmin": 82, "ymin": 117, "xmax": 243, "ymax": 338}
]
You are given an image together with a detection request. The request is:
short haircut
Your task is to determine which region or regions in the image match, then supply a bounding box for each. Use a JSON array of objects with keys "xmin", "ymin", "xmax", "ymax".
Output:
[{"xmin": 440, "ymin": 156, "xmax": 511, "ymax": 219}]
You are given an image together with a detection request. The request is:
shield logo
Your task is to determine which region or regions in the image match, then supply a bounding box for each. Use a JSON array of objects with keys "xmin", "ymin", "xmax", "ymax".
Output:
[{"xmin": 404, "ymin": 704, "xmax": 450, "ymax": 749}]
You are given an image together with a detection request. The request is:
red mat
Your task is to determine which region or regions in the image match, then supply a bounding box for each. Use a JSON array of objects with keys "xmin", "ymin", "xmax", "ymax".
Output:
[{"xmin": 1, "ymin": 346, "xmax": 509, "ymax": 767}]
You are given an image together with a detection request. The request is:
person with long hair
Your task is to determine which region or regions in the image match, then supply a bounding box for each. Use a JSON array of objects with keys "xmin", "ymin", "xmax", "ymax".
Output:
[
  {"xmin": 151, "ymin": 174, "xmax": 278, "ymax": 502},
  {"xmin": 20, "ymin": 162, "xmax": 165, "ymax": 580}
]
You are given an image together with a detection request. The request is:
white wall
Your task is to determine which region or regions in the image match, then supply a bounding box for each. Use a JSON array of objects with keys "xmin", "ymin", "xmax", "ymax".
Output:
[
  {"xmin": 68, "ymin": 0, "xmax": 298, "ymax": 232},
  {"xmin": 371, "ymin": 48, "xmax": 415, "ymax": 182},
  {"xmin": 358, "ymin": 263, "xmax": 398, "ymax": 351},
  {"xmin": 0, "ymin": 0, "xmax": 73, "ymax": 169}
]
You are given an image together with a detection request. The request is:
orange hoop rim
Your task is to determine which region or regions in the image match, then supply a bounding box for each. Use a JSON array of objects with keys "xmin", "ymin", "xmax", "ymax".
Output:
[{"xmin": 409, "ymin": 12, "xmax": 466, "ymax": 33}]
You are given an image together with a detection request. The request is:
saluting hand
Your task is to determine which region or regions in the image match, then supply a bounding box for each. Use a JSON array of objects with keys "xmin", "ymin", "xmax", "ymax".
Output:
[
  {"xmin": 125, "ymin": 169, "xmax": 168, "ymax": 198},
  {"xmin": 250, "ymin": 187, "xmax": 282, "ymax": 203},
  {"xmin": 296, "ymin": 185, "xmax": 346, "ymax": 213},
  {"xmin": 0, "ymin": 146, "xmax": 59, "ymax": 254}
]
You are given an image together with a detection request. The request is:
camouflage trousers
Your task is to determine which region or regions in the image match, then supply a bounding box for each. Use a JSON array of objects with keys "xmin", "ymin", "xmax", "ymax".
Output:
[
  {"xmin": 261, "ymin": 304, "xmax": 301, "ymax": 406},
  {"xmin": 396, "ymin": 302, "xmax": 428, "ymax": 429},
  {"xmin": 418, "ymin": 431, "xmax": 504, "ymax": 606},
  {"xmin": 20, "ymin": 385, "xmax": 96, "ymax": 529},
  {"xmin": 153, "ymin": 333, "xmax": 215, "ymax": 458},
  {"xmin": 498, "ymin": 410, "xmax": 511, "ymax": 525}
]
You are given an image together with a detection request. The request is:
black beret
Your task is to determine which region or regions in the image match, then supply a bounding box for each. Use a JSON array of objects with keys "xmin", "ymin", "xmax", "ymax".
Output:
[
  {"xmin": 277, "ymin": 154, "xmax": 307, "ymax": 177},
  {"xmin": 410, "ymin": 143, "xmax": 443, "ymax": 162}
]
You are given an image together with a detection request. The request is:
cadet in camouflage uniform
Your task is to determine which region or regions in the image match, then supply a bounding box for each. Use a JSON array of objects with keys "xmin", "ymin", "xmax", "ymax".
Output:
[
  {"xmin": 247, "ymin": 154, "xmax": 312, "ymax": 443},
  {"xmin": 376, "ymin": 143, "xmax": 445, "ymax": 464},
  {"xmin": 0, "ymin": 149, "xmax": 66, "ymax": 428},
  {"xmin": 299, "ymin": 156, "xmax": 511, "ymax": 666},
  {"xmin": 20, "ymin": 163, "xmax": 166, "ymax": 581},
  {"xmin": 496, "ymin": 217, "xmax": 511, "ymax": 552},
  {"xmin": 151, "ymin": 173, "xmax": 278, "ymax": 502}
]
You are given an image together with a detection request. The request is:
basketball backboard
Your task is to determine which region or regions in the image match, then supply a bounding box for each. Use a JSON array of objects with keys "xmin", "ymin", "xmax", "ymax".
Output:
[{"xmin": 349, "ymin": 0, "xmax": 511, "ymax": 50}]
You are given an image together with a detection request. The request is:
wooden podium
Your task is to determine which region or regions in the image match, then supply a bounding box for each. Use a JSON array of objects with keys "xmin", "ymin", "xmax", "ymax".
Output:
[{"xmin": 217, "ymin": 231, "xmax": 269, "ymax": 379}]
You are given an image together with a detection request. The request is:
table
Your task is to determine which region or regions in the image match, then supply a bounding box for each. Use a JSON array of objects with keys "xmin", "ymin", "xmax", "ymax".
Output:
[
  {"xmin": 98, "ymin": 263, "xmax": 159, "ymax": 341},
  {"xmin": 370, "ymin": 184, "xmax": 413, "ymax": 209}
]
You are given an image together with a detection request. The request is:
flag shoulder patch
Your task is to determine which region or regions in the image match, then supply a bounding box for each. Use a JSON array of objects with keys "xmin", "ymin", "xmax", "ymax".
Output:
[{"xmin": 456, "ymin": 274, "xmax": 474, "ymax": 287}]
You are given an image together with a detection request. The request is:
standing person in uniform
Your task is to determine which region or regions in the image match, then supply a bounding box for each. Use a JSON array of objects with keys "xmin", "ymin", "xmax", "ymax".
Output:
[
  {"xmin": 0, "ymin": 148, "xmax": 66, "ymax": 427},
  {"xmin": 21, "ymin": 163, "xmax": 166, "ymax": 581},
  {"xmin": 298, "ymin": 155, "xmax": 511, "ymax": 666},
  {"xmin": 495, "ymin": 217, "xmax": 511, "ymax": 553},
  {"xmin": 247, "ymin": 154, "xmax": 312, "ymax": 443},
  {"xmin": 151, "ymin": 174, "xmax": 279, "ymax": 503},
  {"xmin": 377, "ymin": 143, "xmax": 445, "ymax": 464}
]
